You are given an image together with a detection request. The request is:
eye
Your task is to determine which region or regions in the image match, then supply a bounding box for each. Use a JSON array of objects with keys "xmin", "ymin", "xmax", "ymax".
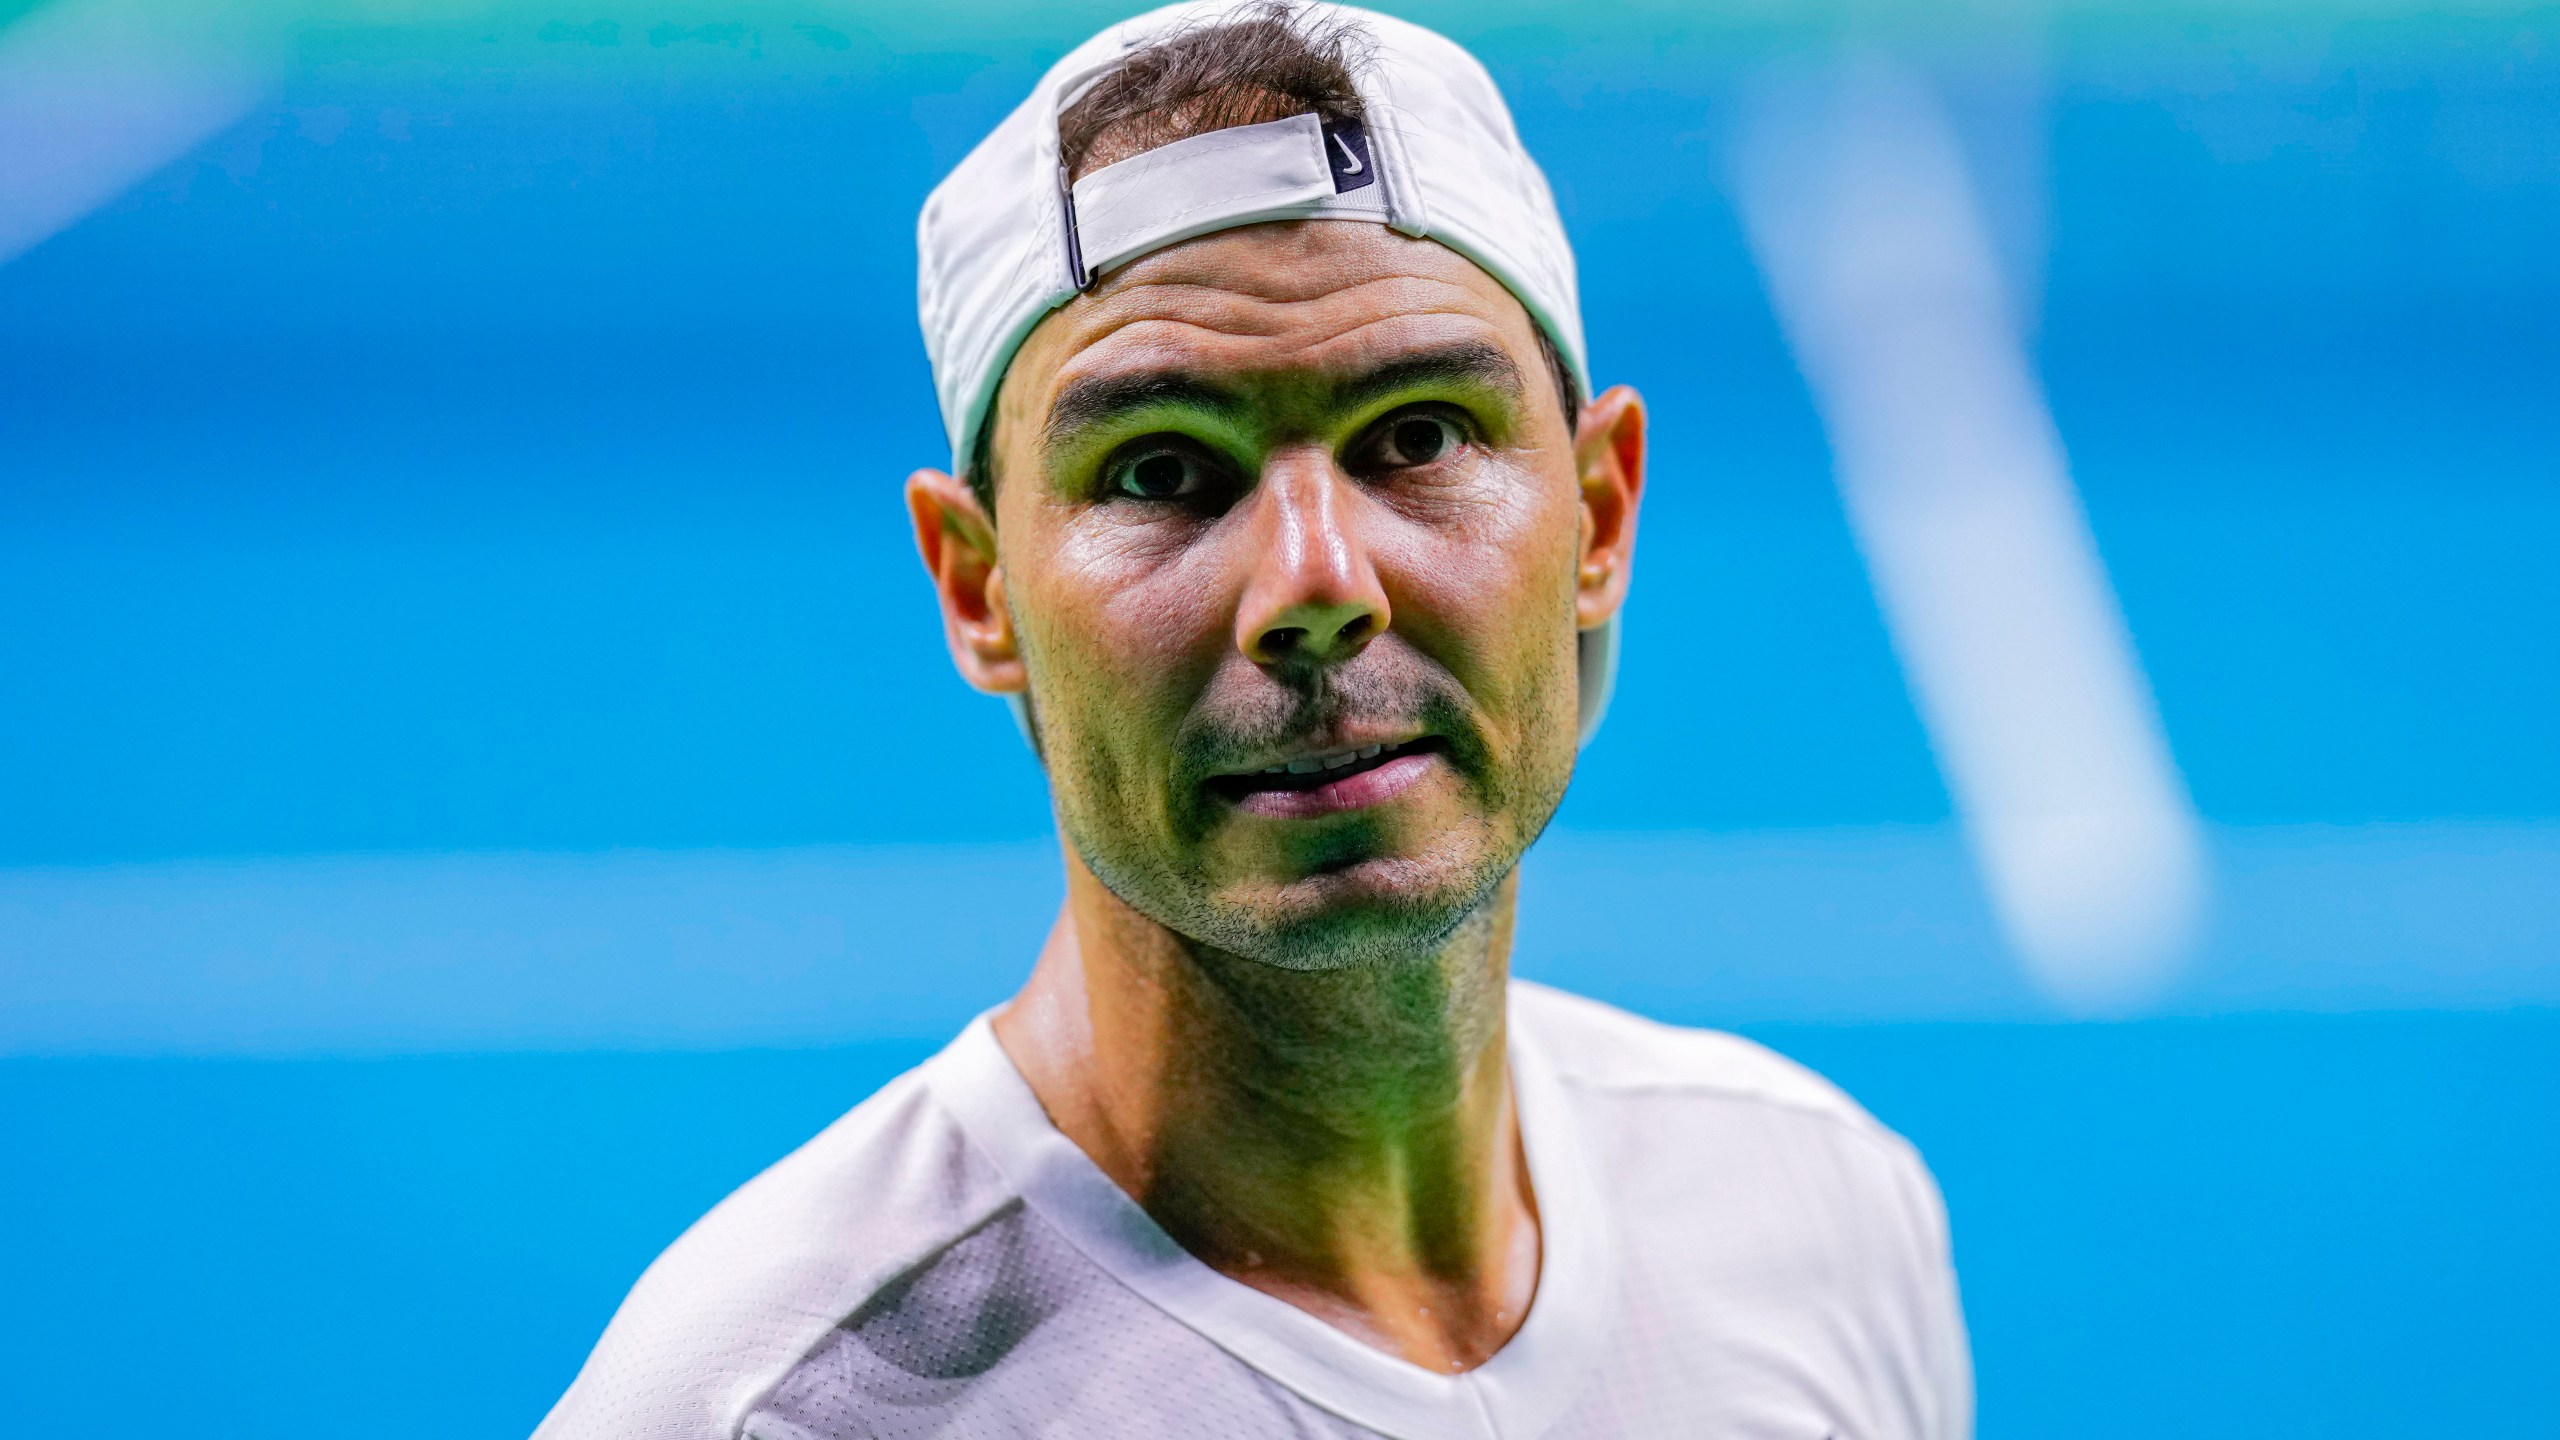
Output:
[
  {"xmin": 1104, "ymin": 443, "xmax": 1218, "ymax": 502},
  {"xmin": 1356, "ymin": 410, "xmax": 1466, "ymax": 471}
]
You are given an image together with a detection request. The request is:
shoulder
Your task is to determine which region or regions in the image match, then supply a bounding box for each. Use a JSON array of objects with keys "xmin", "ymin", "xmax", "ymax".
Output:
[
  {"xmin": 531, "ymin": 1055, "xmax": 1017, "ymax": 1440},
  {"xmin": 1512, "ymin": 980, "xmax": 1887, "ymax": 1132},
  {"xmin": 1510, "ymin": 980, "xmax": 1938, "ymax": 1205},
  {"xmin": 1514, "ymin": 983, "xmax": 1970, "ymax": 1436}
]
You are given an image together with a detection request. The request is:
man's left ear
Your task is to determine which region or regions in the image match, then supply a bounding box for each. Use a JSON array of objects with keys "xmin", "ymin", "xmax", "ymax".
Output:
[{"xmin": 1573, "ymin": 384, "xmax": 1646, "ymax": 629}]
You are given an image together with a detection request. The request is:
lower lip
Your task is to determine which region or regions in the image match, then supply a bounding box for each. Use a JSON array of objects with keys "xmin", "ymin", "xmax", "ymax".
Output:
[{"xmin": 1227, "ymin": 752, "xmax": 1438, "ymax": 820}]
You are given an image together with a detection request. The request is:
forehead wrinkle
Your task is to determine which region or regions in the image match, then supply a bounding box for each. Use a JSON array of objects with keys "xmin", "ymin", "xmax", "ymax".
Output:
[
  {"xmin": 1050, "ymin": 303, "xmax": 1519, "ymax": 403},
  {"xmin": 1001, "ymin": 229, "xmax": 1543, "ymax": 461},
  {"xmin": 1085, "ymin": 303, "xmax": 1506, "ymax": 368},
  {"xmin": 1080, "ymin": 270, "xmax": 1497, "ymax": 339},
  {"xmin": 1090, "ymin": 265, "xmax": 1495, "ymax": 317}
]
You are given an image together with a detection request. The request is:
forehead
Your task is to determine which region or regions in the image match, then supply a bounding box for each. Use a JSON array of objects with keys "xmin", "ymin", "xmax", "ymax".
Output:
[{"xmin": 994, "ymin": 222, "xmax": 1546, "ymax": 439}]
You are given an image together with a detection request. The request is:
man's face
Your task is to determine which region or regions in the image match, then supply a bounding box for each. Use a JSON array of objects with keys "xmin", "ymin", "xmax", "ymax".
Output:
[{"xmin": 932, "ymin": 221, "xmax": 1638, "ymax": 969}]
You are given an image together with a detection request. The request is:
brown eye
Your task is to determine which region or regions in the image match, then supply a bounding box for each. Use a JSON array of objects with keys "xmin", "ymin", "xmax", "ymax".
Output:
[
  {"xmin": 1365, "ymin": 412, "xmax": 1463, "ymax": 469},
  {"xmin": 1107, "ymin": 445, "xmax": 1212, "ymax": 501}
]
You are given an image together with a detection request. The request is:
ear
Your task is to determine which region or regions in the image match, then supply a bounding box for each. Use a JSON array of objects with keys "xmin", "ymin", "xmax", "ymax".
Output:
[
  {"xmin": 1572, "ymin": 384, "xmax": 1646, "ymax": 630},
  {"xmin": 907, "ymin": 467, "xmax": 1027, "ymax": 694}
]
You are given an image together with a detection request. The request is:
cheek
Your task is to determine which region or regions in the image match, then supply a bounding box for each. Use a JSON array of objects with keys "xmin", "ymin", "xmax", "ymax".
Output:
[
  {"xmin": 1384, "ymin": 461, "xmax": 1583, "ymax": 687},
  {"xmin": 1017, "ymin": 523, "xmax": 1234, "ymax": 726}
]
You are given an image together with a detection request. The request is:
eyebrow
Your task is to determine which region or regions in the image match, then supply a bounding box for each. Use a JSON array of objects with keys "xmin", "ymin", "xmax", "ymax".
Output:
[
  {"xmin": 1043, "ymin": 371, "xmax": 1247, "ymax": 447},
  {"xmin": 1331, "ymin": 341, "xmax": 1527, "ymax": 415},
  {"xmin": 1041, "ymin": 340, "xmax": 1529, "ymax": 448}
]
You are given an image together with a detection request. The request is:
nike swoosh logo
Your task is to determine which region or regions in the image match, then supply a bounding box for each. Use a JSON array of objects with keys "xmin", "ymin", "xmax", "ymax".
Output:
[{"xmin": 1330, "ymin": 132, "xmax": 1364, "ymax": 175}]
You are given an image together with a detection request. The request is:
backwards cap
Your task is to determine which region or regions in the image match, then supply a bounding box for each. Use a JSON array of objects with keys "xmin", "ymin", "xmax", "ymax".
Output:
[{"xmin": 916, "ymin": 0, "xmax": 1618, "ymax": 740}]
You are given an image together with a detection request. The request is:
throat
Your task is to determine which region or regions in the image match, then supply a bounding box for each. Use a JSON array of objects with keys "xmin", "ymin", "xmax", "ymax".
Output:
[
  {"xmin": 1134, "ymin": 1032, "xmax": 1542, "ymax": 1375},
  {"xmin": 996, "ymin": 850, "xmax": 1539, "ymax": 1373},
  {"xmin": 1128, "ymin": 945, "xmax": 1536, "ymax": 1370}
]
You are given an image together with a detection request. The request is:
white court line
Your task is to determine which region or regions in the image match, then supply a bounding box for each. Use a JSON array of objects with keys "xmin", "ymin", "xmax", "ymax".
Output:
[
  {"xmin": 4, "ymin": 828, "xmax": 2552, "ymax": 1056},
  {"xmin": 1730, "ymin": 53, "xmax": 2209, "ymax": 1012},
  {"xmin": 0, "ymin": 843, "xmax": 1065, "ymax": 1056}
]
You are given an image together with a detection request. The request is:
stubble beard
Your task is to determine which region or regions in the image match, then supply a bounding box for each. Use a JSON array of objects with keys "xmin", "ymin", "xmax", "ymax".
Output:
[{"xmin": 1041, "ymin": 638, "xmax": 1580, "ymax": 976}]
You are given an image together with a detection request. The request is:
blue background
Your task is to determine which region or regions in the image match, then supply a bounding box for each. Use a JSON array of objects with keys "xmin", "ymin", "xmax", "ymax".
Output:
[{"xmin": 2, "ymin": 3, "xmax": 2555, "ymax": 1435}]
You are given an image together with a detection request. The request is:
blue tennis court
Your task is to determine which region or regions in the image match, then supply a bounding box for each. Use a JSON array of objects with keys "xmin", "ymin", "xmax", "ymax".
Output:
[{"xmin": 2, "ymin": 3, "xmax": 2553, "ymax": 1434}]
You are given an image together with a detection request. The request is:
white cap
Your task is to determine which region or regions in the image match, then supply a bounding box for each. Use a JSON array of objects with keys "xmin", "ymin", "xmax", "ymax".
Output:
[{"xmin": 915, "ymin": 0, "xmax": 1618, "ymax": 741}]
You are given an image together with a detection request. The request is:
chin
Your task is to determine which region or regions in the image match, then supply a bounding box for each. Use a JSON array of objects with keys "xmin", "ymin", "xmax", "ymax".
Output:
[
  {"xmin": 1201, "ymin": 850, "xmax": 1505, "ymax": 972},
  {"xmin": 1069, "ymin": 781, "xmax": 1550, "ymax": 972}
]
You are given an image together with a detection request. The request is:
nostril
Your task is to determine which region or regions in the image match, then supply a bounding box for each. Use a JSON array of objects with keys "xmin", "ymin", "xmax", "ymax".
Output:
[
  {"xmin": 1260, "ymin": 627, "xmax": 1307, "ymax": 661},
  {"xmin": 1336, "ymin": 614, "xmax": 1375, "ymax": 646}
]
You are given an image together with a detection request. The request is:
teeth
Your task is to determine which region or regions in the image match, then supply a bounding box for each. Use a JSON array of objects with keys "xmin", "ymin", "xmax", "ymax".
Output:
[{"xmin": 1251, "ymin": 741, "xmax": 1409, "ymax": 780}]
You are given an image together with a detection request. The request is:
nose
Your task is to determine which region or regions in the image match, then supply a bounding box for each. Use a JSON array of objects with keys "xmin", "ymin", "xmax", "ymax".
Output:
[{"xmin": 1234, "ymin": 449, "xmax": 1391, "ymax": 668}]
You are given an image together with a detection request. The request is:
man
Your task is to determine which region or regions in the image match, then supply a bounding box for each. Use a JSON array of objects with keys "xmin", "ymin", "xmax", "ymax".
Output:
[{"xmin": 536, "ymin": 3, "xmax": 1970, "ymax": 1436}]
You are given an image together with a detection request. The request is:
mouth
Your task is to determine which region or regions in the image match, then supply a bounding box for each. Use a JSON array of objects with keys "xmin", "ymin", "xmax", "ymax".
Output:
[{"xmin": 1204, "ymin": 736, "xmax": 1448, "ymax": 819}]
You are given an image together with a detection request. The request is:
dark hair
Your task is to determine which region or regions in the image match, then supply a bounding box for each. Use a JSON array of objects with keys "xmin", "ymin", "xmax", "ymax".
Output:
[
  {"xmin": 1059, "ymin": 2, "xmax": 1369, "ymax": 181},
  {"xmin": 969, "ymin": 2, "xmax": 1577, "ymax": 512}
]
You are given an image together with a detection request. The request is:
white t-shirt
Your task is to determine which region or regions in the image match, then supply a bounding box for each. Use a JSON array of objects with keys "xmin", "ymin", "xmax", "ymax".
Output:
[{"xmin": 534, "ymin": 982, "xmax": 1971, "ymax": 1440}]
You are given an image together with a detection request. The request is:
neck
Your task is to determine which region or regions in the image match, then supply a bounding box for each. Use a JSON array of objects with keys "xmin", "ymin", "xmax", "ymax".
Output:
[{"xmin": 992, "ymin": 846, "xmax": 1539, "ymax": 1374}]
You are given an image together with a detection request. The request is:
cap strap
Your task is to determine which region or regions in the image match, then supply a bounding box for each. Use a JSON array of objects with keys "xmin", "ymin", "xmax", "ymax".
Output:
[{"xmin": 1064, "ymin": 112, "xmax": 1390, "ymax": 285}]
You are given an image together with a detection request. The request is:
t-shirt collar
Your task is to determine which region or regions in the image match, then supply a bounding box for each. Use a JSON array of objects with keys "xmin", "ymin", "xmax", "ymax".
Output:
[{"xmin": 923, "ymin": 990, "xmax": 1617, "ymax": 1440}]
